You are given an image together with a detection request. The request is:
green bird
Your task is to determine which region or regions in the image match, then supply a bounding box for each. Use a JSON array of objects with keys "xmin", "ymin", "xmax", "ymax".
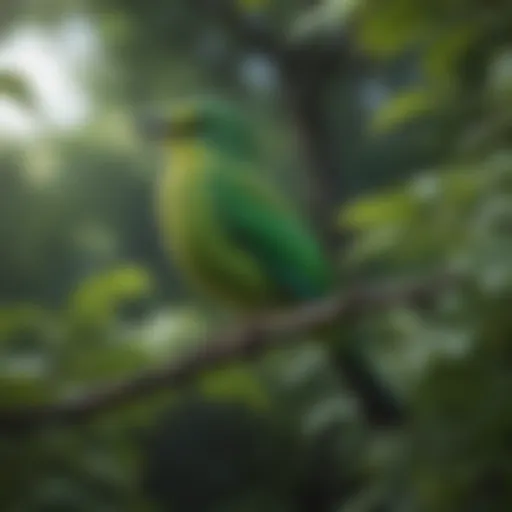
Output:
[{"xmin": 143, "ymin": 98, "xmax": 402, "ymax": 425}]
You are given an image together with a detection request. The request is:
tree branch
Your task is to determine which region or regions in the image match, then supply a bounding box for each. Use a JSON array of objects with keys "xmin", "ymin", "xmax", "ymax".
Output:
[
  {"xmin": 198, "ymin": 3, "xmax": 410, "ymax": 425},
  {"xmin": 0, "ymin": 273, "xmax": 459, "ymax": 433}
]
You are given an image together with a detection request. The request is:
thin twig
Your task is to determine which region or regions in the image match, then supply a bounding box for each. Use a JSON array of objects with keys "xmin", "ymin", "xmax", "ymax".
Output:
[{"xmin": 0, "ymin": 272, "xmax": 459, "ymax": 433}]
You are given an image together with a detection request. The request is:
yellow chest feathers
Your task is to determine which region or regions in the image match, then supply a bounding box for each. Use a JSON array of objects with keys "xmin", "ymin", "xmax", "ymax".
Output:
[{"xmin": 156, "ymin": 142, "xmax": 209, "ymax": 251}]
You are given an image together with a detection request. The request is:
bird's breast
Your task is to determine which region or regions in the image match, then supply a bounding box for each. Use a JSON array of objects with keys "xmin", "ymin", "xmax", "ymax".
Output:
[
  {"xmin": 157, "ymin": 144, "xmax": 209, "ymax": 265},
  {"xmin": 156, "ymin": 144, "xmax": 277, "ymax": 311}
]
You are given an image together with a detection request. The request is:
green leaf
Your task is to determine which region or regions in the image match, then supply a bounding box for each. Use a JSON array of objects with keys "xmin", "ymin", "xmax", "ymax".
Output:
[
  {"xmin": 340, "ymin": 165, "xmax": 491, "ymax": 267},
  {"xmin": 0, "ymin": 372, "xmax": 55, "ymax": 406},
  {"xmin": 236, "ymin": 0, "xmax": 269, "ymax": 16},
  {"xmin": 339, "ymin": 188, "xmax": 416, "ymax": 231},
  {"xmin": 199, "ymin": 365, "xmax": 270, "ymax": 410},
  {"xmin": 343, "ymin": 225, "xmax": 406, "ymax": 265},
  {"xmin": 357, "ymin": 1, "xmax": 430, "ymax": 58},
  {"xmin": 371, "ymin": 88, "xmax": 435, "ymax": 134},
  {"xmin": 487, "ymin": 48, "xmax": 512, "ymax": 101},
  {"xmin": 60, "ymin": 343, "xmax": 151, "ymax": 384},
  {"xmin": 135, "ymin": 307, "xmax": 209, "ymax": 356},
  {"xmin": 289, "ymin": 0, "xmax": 361, "ymax": 41},
  {"xmin": 68, "ymin": 265, "xmax": 155, "ymax": 330},
  {"xmin": 0, "ymin": 305, "xmax": 50, "ymax": 347},
  {"xmin": 0, "ymin": 70, "xmax": 34, "ymax": 108},
  {"xmin": 424, "ymin": 24, "xmax": 479, "ymax": 84}
]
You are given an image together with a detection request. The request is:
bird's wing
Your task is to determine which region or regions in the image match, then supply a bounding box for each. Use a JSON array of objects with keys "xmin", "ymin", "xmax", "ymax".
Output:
[{"xmin": 211, "ymin": 159, "xmax": 332, "ymax": 302}]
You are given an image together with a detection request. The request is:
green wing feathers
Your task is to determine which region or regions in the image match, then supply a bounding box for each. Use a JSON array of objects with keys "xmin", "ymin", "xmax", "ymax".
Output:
[{"xmin": 211, "ymin": 158, "xmax": 332, "ymax": 303}]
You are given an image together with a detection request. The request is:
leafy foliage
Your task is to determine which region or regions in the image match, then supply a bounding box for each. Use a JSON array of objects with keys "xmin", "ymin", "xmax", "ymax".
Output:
[{"xmin": 0, "ymin": 0, "xmax": 511, "ymax": 511}]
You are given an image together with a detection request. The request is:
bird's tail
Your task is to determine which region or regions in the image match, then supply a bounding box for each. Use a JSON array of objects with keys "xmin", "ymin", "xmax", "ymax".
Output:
[{"xmin": 327, "ymin": 327, "xmax": 405, "ymax": 427}]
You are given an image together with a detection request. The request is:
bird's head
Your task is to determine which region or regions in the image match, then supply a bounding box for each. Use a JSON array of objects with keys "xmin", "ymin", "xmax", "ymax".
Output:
[{"xmin": 140, "ymin": 98, "xmax": 257, "ymax": 159}]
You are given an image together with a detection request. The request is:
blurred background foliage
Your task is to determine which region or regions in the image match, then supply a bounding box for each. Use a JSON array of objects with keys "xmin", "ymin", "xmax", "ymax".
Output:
[{"xmin": 0, "ymin": 0, "xmax": 511, "ymax": 510}]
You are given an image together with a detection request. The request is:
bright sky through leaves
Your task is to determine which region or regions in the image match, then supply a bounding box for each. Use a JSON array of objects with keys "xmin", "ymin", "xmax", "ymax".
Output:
[{"xmin": 0, "ymin": 16, "xmax": 96, "ymax": 140}]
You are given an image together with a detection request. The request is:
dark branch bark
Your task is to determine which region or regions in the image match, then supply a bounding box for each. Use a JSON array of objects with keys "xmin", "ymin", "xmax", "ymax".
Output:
[
  {"xmin": 279, "ymin": 34, "xmax": 354, "ymax": 251},
  {"xmin": 0, "ymin": 273, "xmax": 459, "ymax": 434}
]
